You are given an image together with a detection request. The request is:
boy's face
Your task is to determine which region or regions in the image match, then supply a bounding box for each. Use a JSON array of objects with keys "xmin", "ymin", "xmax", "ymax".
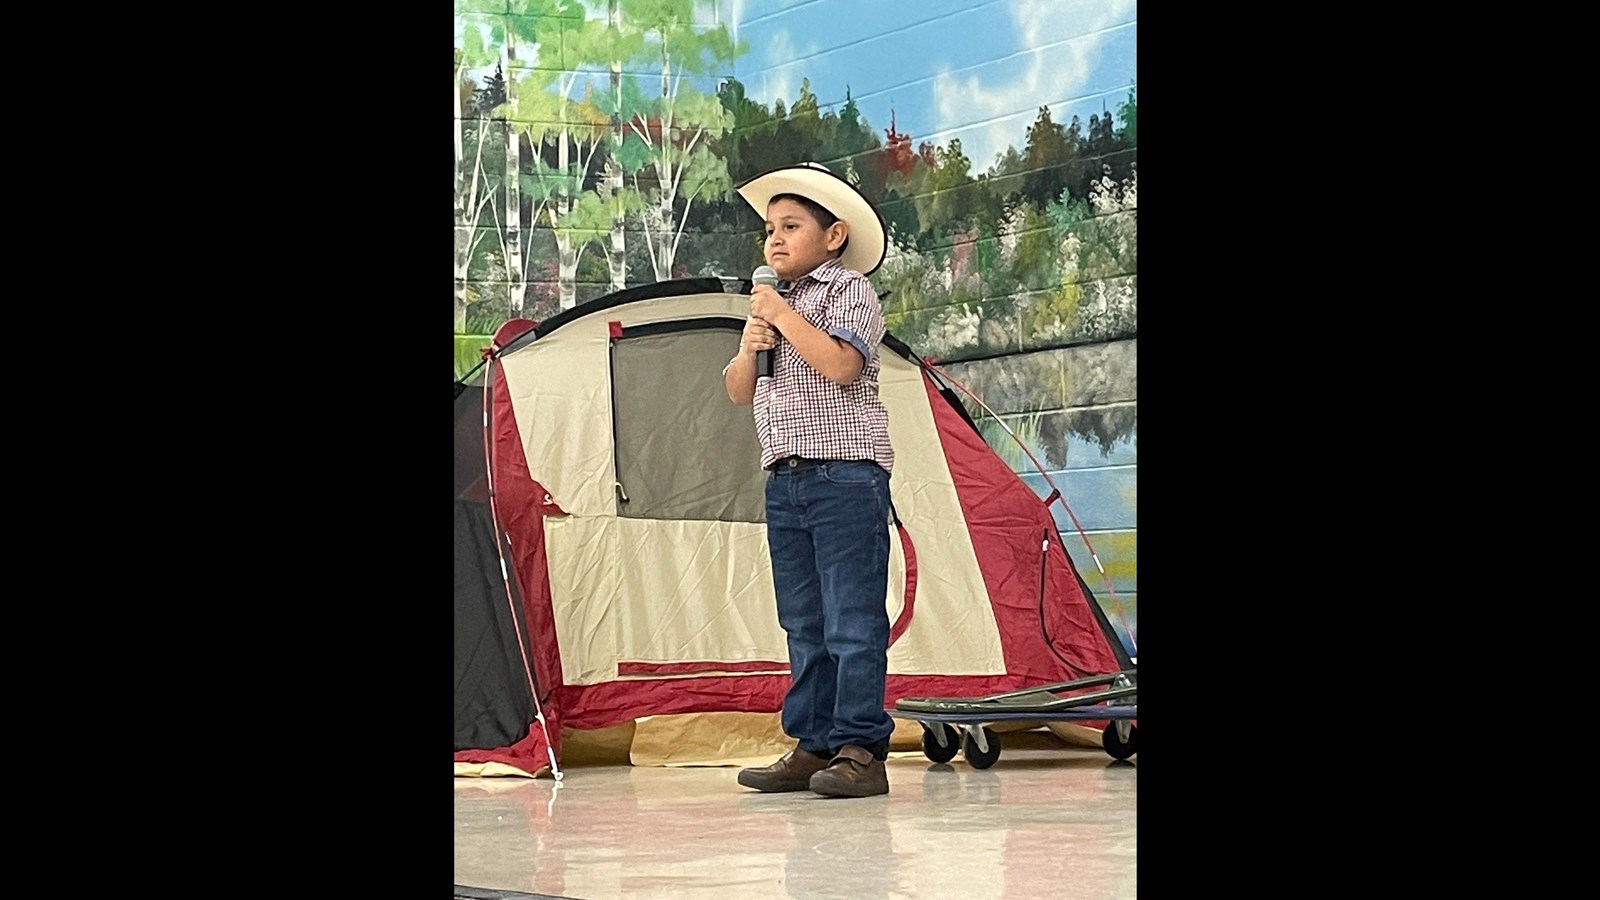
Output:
[{"xmin": 764, "ymin": 198, "xmax": 847, "ymax": 281}]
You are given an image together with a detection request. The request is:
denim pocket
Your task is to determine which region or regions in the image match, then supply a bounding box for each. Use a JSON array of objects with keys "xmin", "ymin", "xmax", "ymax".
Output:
[{"xmin": 821, "ymin": 460, "xmax": 883, "ymax": 486}]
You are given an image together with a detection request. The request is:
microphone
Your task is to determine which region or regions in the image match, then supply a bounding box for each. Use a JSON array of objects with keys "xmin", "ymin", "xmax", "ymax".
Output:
[{"xmin": 752, "ymin": 265, "xmax": 780, "ymax": 378}]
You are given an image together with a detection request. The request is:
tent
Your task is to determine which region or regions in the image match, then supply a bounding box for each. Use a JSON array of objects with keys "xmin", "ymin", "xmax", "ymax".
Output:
[{"xmin": 454, "ymin": 278, "xmax": 1132, "ymax": 777}]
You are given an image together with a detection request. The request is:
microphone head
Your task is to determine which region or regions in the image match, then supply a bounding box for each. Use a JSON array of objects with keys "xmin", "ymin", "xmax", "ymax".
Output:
[{"xmin": 752, "ymin": 265, "xmax": 780, "ymax": 287}]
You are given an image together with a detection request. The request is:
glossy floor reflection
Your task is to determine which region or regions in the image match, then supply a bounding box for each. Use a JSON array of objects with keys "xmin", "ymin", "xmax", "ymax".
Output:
[{"xmin": 455, "ymin": 746, "xmax": 1135, "ymax": 899}]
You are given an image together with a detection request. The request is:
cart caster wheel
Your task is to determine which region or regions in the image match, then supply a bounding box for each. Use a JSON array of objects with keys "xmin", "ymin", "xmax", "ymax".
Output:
[
  {"xmin": 962, "ymin": 727, "xmax": 1001, "ymax": 769},
  {"xmin": 921, "ymin": 724, "xmax": 960, "ymax": 763},
  {"xmin": 1103, "ymin": 722, "xmax": 1137, "ymax": 760}
]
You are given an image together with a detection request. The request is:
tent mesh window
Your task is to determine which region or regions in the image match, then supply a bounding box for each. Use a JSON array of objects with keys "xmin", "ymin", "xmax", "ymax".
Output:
[{"xmin": 610, "ymin": 318, "xmax": 767, "ymax": 522}]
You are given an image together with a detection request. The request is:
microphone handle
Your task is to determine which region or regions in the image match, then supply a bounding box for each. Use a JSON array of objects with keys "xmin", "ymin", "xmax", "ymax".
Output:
[{"xmin": 753, "ymin": 275, "xmax": 779, "ymax": 379}]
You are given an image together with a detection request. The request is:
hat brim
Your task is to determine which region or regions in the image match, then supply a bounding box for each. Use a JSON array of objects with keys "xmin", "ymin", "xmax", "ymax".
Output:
[{"xmin": 735, "ymin": 163, "xmax": 887, "ymax": 276}]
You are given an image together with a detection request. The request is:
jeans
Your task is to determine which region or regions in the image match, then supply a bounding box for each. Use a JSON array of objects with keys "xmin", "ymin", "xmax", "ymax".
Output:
[{"xmin": 765, "ymin": 458, "xmax": 896, "ymax": 756}]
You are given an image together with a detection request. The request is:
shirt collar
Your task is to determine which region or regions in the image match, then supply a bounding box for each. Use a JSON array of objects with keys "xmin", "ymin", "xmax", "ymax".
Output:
[{"xmin": 793, "ymin": 256, "xmax": 847, "ymax": 286}]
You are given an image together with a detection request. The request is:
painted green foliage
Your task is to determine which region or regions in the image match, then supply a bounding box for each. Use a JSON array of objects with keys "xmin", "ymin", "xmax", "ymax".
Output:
[
  {"xmin": 455, "ymin": 2, "xmax": 1137, "ymax": 372},
  {"xmin": 456, "ymin": 0, "xmax": 743, "ymax": 323}
]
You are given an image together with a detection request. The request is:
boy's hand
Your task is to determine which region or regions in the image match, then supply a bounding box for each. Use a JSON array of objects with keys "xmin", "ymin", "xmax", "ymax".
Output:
[
  {"xmin": 741, "ymin": 316, "xmax": 779, "ymax": 354},
  {"xmin": 750, "ymin": 285, "xmax": 795, "ymax": 331}
]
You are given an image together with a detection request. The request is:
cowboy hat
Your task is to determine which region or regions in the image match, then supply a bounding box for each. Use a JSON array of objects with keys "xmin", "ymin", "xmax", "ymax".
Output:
[{"xmin": 735, "ymin": 162, "xmax": 887, "ymax": 276}]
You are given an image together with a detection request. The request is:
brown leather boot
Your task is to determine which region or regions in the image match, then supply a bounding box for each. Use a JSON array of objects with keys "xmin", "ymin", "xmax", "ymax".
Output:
[
  {"xmin": 737, "ymin": 746, "xmax": 833, "ymax": 792},
  {"xmin": 808, "ymin": 744, "xmax": 889, "ymax": 798}
]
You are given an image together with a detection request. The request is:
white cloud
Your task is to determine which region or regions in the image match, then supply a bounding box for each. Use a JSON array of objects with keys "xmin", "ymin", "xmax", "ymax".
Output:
[
  {"xmin": 730, "ymin": 0, "xmax": 809, "ymax": 50},
  {"xmin": 933, "ymin": 0, "xmax": 1136, "ymax": 169},
  {"xmin": 751, "ymin": 28, "xmax": 820, "ymax": 107}
]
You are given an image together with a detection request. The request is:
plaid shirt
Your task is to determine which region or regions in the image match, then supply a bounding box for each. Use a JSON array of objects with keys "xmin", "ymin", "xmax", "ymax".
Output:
[{"xmin": 732, "ymin": 257, "xmax": 894, "ymax": 472}]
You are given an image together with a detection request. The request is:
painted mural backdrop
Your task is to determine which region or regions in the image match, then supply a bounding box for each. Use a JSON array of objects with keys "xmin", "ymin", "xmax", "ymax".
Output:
[{"xmin": 454, "ymin": 0, "xmax": 1137, "ymax": 656}]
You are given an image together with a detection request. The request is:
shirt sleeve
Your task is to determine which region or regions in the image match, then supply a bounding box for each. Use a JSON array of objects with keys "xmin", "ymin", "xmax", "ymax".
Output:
[{"xmin": 824, "ymin": 274, "xmax": 885, "ymax": 366}]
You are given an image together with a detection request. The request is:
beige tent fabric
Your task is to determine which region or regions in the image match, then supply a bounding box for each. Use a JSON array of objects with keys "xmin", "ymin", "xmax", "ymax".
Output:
[
  {"xmin": 545, "ymin": 516, "xmax": 917, "ymax": 686},
  {"xmin": 454, "ymin": 760, "xmax": 546, "ymax": 778},
  {"xmin": 453, "ymin": 761, "xmax": 547, "ymax": 782},
  {"xmin": 875, "ymin": 350, "xmax": 1007, "ymax": 675},
  {"xmin": 544, "ymin": 517, "xmax": 785, "ymax": 684},
  {"xmin": 502, "ymin": 293, "xmax": 1008, "ymax": 685}
]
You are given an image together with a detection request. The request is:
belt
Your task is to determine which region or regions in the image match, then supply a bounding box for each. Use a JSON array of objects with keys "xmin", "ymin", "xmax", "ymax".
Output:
[{"xmin": 768, "ymin": 456, "xmax": 825, "ymax": 472}]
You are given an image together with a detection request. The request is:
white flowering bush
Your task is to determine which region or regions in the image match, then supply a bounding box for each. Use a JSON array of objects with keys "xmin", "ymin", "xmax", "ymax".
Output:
[{"xmin": 919, "ymin": 304, "xmax": 983, "ymax": 358}]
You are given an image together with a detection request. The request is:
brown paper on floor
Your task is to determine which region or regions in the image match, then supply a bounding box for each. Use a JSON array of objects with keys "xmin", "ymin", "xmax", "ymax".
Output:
[
  {"xmin": 1044, "ymin": 721, "xmax": 1108, "ymax": 748},
  {"xmin": 622, "ymin": 712, "xmax": 933, "ymax": 767},
  {"xmin": 627, "ymin": 711, "xmax": 794, "ymax": 767},
  {"xmin": 560, "ymin": 721, "xmax": 637, "ymax": 766}
]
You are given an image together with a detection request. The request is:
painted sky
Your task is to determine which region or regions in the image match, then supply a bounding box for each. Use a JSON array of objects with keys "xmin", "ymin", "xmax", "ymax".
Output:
[
  {"xmin": 456, "ymin": 0, "xmax": 1136, "ymax": 175},
  {"xmin": 732, "ymin": 0, "xmax": 1137, "ymax": 171}
]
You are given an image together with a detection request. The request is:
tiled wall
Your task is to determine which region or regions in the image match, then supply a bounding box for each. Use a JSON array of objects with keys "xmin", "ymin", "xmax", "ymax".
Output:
[{"xmin": 455, "ymin": 0, "xmax": 1136, "ymax": 656}]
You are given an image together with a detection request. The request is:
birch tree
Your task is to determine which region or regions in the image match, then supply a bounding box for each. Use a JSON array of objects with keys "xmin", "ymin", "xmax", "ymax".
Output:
[
  {"xmin": 497, "ymin": 10, "xmax": 530, "ymax": 312},
  {"xmin": 515, "ymin": 59, "xmax": 611, "ymax": 309},
  {"xmin": 473, "ymin": 1, "xmax": 600, "ymax": 312},
  {"xmin": 454, "ymin": 17, "xmax": 504, "ymax": 332},
  {"xmin": 603, "ymin": 0, "xmax": 638, "ymax": 292},
  {"xmin": 613, "ymin": 0, "xmax": 740, "ymax": 281},
  {"xmin": 515, "ymin": 11, "xmax": 649, "ymax": 307}
]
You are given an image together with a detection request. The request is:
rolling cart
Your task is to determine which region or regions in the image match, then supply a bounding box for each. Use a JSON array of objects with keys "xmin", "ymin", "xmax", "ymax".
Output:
[{"xmin": 890, "ymin": 670, "xmax": 1137, "ymax": 767}]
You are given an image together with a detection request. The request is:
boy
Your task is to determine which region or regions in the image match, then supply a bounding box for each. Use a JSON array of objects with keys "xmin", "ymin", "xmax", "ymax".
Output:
[{"xmin": 723, "ymin": 162, "xmax": 896, "ymax": 798}]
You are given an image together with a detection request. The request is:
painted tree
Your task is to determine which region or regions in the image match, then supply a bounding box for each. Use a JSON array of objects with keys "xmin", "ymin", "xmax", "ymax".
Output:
[
  {"xmin": 721, "ymin": 77, "xmax": 808, "ymax": 185},
  {"xmin": 832, "ymin": 87, "xmax": 872, "ymax": 161},
  {"xmin": 775, "ymin": 78, "xmax": 825, "ymax": 162},
  {"xmin": 886, "ymin": 136, "xmax": 979, "ymax": 248},
  {"xmin": 881, "ymin": 111, "xmax": 916, "ymax": 180},
  {"xmin": 455, "ymin": 13, "xmax": 507, "ymax": 332},
  {"xmin": 454, "ymin": 3, "xmax": 539, "ymax": 316},
  {"xmin": 1062, "ymin": 114, "xmax": 1093, "ymax": 203},
  {"xmin": 601, "ymin": 0, "xmax": 648, "ymax": 292},
  {"xmin": 928, "ymin": 139, "xmax": 975, "ymax": 233},
  {"xmin": 1021, "ymin": 105, "xmax": 1069, "ymax": 209},
  {"xmin": 612, "ymin": 0, "xmax": 741, "ymax": 282},
  {"xmin": 1087, "ymin": 110, "xmax": 1116, "ymax": 153},
  {"xmin": 830, "ymin": 87, "xmax": 886, "ymax": 199},
  {"xmin": 1116, "ymin": 87, "xmax": 1137, "ymax": 145},
  {"xmin": 475, "ymin": 64, "xmax": 507, "ymax": 114},
  {"xmin": 511, "ymin": 10, "xmax": 616, "ymax": 309},
  {"xmin": 884, "ymin": 136, "xmax": 938, "ymax": 250},
  {"xmin": 493, "ymin": 7, "xmax": 530, "ymax": 313}
]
